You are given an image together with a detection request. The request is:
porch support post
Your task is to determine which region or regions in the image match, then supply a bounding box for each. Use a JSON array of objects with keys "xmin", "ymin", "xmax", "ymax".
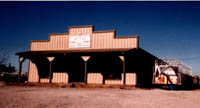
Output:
[
  {"xmin": 47, "ymin": 57, "xmax": 55, "ymax": 83},
  {"xmin": 84, "ymin": 62, "xmax": 87, "ymax": 84},
  {"xmin": 81, "ymin": 56, "xmax": 90, "ymax": 84},
  {"xmin": 18, "ymin": 57, "xmax": 25, "ymax": 82},
  {"xmin": 49, "ymin": 62, "xmax": 52, "ymax": 83},
  {"xmin": 119, "ymin": 56, "xmax": 126, "ymax": 86}
]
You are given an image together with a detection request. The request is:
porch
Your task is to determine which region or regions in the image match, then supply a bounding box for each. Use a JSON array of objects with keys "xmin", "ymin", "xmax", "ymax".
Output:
[{"xmin": 15, "ymin": 48, "xmax": 156, "ymax": 87}]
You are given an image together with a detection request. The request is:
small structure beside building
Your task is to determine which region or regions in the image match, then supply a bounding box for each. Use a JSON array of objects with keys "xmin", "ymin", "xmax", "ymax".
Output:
[{"xmin": 153, "ymin": 58, "xmax": 198, "ymax": 89}]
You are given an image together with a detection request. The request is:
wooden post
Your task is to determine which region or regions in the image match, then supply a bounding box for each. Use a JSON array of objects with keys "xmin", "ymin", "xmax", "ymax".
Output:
[
  {"xmin": 18, "ymin": 57, "xmax": 25, "ymax": 82},
  {"xmin": 179, "ymin": 73, "xmax": 182, "ymax": 85},
  {"xmin": 81, "ymin": 56, "xmax": 90, "ymax": 84},
  {"xmin": 119, "ymin": 56, "xmax": 126, "ymax": 86},
  {"xmin": 47, "ymin": 57, "xmax": 55, "ymax": 83},
  {"xmin": 84, "ymin": 62, "xmax": 87, "ymax": 84},
  {"xmin": 103, "ymin": 75, "xmax": 105, "ymax": 84},
  {"xmin": 18, "ymin": 62, "xmax": 22, "ymax": 82},
  {"xmin": 123, "ymin": 58, "xmax": 126, "ymax": 86},
  {"xmin": 49, "ymin": 61, "xmax": 52, "ymax": 83}
]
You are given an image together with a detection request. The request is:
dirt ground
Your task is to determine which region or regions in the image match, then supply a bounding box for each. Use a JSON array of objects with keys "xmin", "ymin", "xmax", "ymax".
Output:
[{"xmin": 0, "ymin": 86, "xmax": 200, "ymax": 108}]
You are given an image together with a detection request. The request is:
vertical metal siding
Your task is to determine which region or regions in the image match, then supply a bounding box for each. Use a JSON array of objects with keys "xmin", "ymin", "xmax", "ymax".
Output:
[
  {"xmin": 28, "ymin": 61, "xmax": 39, "ymax": 82},
  {"xmin": 30, "ymin": 28, "xmax": 138, "ymax": 51},
  {"xmin": 69, "ymin": 27, "xmax": 93, "ymax": 36},
  {"xmin": 40, "ymin": 78, "xmax": 49, "ymax": 83},
  {"xmin": 87, "ymin": 73, "xmax": 103, "ymax": 84},
  {"xmin": 105, "ymin": 80, "xmax": 123, "ymax": 85},
  {"xmin": 105, "ymin": 74, "xmax": 123, "ymax": 85},
  {"xmin": 126, "ymin": 73, "xmax": 137, "ymax": 85},
  {"xmin": 52, "ymin": 72, "xmax": 68, "ymax": 83},
  {"xmin": 104, "ymin": 73, "xmax": 136, "ymax": 85},
  {"xmin": 30, "ymin": 35, "xmax": 68, "ymax": 51}
]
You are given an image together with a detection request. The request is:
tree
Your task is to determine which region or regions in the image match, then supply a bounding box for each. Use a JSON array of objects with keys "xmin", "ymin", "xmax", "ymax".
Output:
[
  {"xmin": 0, "ymin": 48, "xmax": 9, "ymax": 65},
  {"xmin": 7, "ymin": 63, "xmax": 16, "ymax": 72},
  {"xmin": 0, "ymin": 48, "xmax": 16, "ymax": 72}
]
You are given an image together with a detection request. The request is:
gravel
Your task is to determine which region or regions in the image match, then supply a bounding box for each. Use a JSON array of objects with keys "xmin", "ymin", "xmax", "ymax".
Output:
[{"xmin": 0, "ymin": 86, "xmax": 200, "ymax": 108}]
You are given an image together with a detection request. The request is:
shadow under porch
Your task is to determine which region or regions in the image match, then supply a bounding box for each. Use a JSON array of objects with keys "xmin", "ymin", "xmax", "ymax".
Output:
[{"xmin": 30, "ymin": 55, "xmax": 85, "ymax": 83}]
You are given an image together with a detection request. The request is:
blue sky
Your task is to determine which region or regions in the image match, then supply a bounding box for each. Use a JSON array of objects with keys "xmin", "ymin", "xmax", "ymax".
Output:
[{"xmin": 0, "ymin": 1, "xmax": 200, "ymax": 75}]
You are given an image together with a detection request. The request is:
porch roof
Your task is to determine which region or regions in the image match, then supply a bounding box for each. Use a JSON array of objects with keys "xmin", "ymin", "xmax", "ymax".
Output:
[
  {"xmin": 15, "ymin": 48, "xmax": 160, "ymax": 62},
  {"xmin": 15, "ymin": 48, "xmax": 133, "ymax": 57}
]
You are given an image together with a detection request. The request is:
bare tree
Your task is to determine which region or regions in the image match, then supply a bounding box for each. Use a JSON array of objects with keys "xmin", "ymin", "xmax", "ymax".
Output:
[
  {"xmin": 0, "ymin": 48, "xmax": 15, "ymax": 72},
  {"xmin": 0, "ymin": 48, "xmax": 9, "ymax": 65}
]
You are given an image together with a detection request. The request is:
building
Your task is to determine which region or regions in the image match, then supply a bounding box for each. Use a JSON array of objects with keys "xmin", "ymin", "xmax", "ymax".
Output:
[{"xmin": 15, "ymin": 25, "xmax": 158, "ymax": 87}]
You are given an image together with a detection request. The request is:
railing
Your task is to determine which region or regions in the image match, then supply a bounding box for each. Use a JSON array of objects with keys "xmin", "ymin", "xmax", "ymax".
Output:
[{"xmin": 159, "ymin": 58, "xmax": 192, "ymax": 76}]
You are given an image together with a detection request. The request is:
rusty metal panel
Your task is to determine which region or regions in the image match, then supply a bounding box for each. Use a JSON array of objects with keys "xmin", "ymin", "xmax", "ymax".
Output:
[
  {"xmin": 52, "ymin": 72, "xmax": 68, "ymax": 83},
  {"xmin": 28, "ymin": 61, "xmax": 39, "ymax": 82},
  {"xmin": 87, "ymin": 73, "xmax": 103, "ymax": 84}
]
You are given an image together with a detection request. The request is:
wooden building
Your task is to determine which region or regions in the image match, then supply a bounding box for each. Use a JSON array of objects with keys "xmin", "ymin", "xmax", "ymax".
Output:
[{"xmin": 16, "ymin": 25, "xmax": 158, "ymax": 87}]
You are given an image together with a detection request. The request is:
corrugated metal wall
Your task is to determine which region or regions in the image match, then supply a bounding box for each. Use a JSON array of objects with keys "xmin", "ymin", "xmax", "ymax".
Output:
[
  {"xmin": 28, "ymin": 61, "xmax": 69, "ymax": 83},
  {"xmin": 105, "ymin": 73, "xmax": 123, "ymax": 84},
  {"xmin": 126, "ymin": 73, "xmax": 137, "ymax": 85},
  {"xmin": 105, "ymin": 80, "xmax": 123, "ymax": 85},
  {"xmin": 40, "ymin": 73, "xmax": 68, "ymax": 83},
  {"xmin": 69, "ymin": 27, "xmax": 93, "ymax": 36},
  {"xmin": 29, "ymin": 60, "xmax": 137, "ymax": 85},
  {"xmin": 87, "ymin": 73, "xmax": 103, "ymax": 84},
  {"xmin": 30, "ymin": 26, "xmax": 138, "ymax": 51},
  {"xmin": 40, "ymin": 78, "xmax": 49, "ymax": 83},
  {"xmin": 105, "ymin": 73, "xmax": 136, "ymax": 85},
  {"xmin": 87, "ymin": 73, "xmax": 136, "ymax": 85},
  {"xmin": 31, "ymin": 35, "xmax": 68, "ymax": 51},
  {"xmin": 28, "ymin": 61, "xmax": 39, "ymax": 82},
  {"xmin": 52, "ymin": 72, "xmax": 68, "ymax": 83}
]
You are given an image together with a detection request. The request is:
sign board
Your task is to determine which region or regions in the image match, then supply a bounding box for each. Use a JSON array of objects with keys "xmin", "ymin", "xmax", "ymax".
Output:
[{"xmin": 69, "ymin": 35, "xmax": 91, "ymax": 48}]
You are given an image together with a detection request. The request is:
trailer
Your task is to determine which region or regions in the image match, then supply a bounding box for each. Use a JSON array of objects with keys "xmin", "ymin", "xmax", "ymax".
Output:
[{"xmin": 153, "ymin": 58, "xmax": 196, "ymax": 89}]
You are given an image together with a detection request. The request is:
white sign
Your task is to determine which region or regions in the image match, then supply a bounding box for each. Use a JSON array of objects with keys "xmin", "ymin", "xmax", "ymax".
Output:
[{"xmin": 69, "ymin": 35, "xmax": 91, "ymax": 48}]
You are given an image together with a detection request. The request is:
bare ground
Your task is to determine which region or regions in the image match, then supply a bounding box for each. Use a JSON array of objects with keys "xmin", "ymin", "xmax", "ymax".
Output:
[{"xmin": 0, "ymin": 86, "xmax": 200, "ymax": 108}]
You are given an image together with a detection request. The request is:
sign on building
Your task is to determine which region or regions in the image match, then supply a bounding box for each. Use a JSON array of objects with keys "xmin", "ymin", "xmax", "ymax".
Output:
[{"xmin": 69, "ymin": 35, "xmax": 91, "ymax": 48}]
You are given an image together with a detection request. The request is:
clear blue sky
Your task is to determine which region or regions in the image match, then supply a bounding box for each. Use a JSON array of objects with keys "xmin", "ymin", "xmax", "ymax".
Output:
[{"xmin": 0, "ymin": 1, "xmax": 200, "ymax": 75}]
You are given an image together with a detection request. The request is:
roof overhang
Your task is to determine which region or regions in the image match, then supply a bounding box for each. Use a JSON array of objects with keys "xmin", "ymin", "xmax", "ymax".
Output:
[
  {"xmin": 15, "ymin": 48, "xmax": 134, "ymax": 57},
  {"xmin": 15, "ymin": 48, "xmax": 160, "ymax": 62}
]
